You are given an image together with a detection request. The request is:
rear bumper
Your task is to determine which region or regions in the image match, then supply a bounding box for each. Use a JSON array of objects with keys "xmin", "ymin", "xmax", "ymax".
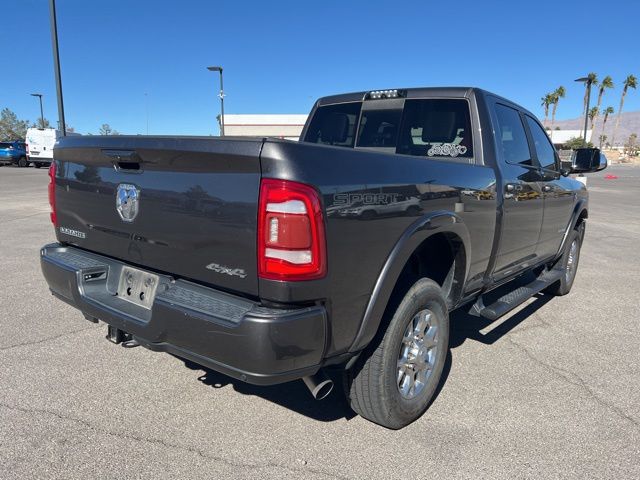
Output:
[{"xmin": 40, "ymin": 243, "xmax": 327, "ymax": 385}]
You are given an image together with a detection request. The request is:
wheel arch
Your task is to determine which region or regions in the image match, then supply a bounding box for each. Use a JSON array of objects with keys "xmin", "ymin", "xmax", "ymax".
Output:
[{"xmin": 348, "ymin": 211, "xmax": 470, "ymax": 353}]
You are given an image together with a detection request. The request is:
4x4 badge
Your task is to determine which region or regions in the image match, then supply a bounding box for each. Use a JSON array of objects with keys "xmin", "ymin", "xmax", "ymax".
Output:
[{"xmin": 116, "ymin": 184, "xmax": 140, "ymax": 222}]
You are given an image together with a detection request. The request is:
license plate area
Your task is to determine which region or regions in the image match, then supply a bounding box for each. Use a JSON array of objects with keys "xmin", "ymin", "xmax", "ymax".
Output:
[{"xmin": 116, "ymin": 266, "xmax": 159, "ymax": 310}]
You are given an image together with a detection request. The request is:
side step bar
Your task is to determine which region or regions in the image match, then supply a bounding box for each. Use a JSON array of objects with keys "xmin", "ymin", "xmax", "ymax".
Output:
[{"xmin": 473, "ymin": 269, "xmax": 564, "ymax": 321}]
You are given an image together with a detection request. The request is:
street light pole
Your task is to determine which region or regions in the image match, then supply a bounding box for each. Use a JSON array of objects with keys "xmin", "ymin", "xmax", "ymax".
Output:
[
  {"xmin": 31, "ymin": 93, "xmax": 44, "ymax": 127},
  {"xmin": 207, "ymin": 66, "xmax": 225, "ymax": 136},
  {"xmin": 575, "ymin": 76, "xmax": 593, "ymax": 145},
  {"xmin": 49, "ymin": 0, "xmax": 66, "ymax": 136}
]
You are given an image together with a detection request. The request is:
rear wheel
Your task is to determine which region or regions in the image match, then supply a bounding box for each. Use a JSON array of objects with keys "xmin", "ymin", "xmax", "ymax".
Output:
[
  {"xmin": 18, "ymin": 156, "xmax": 28, "ymax": 168},
  {"xmin": 34, "ymin": 162, "xmax": 42, "ymax": 169},
  {"xmin": 545, "ymin": 228, "xmax": 582, "ymax": 296},
  {"xmin": 345, "ymin": 278, "xmax": 449, "ymax": 429}
]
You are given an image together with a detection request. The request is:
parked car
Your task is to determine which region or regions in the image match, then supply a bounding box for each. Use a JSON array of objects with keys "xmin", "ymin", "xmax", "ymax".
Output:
[
  {"xmin": 40, "ymin": 87, "xmax": 607, "ymax": 429},
  {"xmin": 0, "ymin": 141, "xmax": 28, "ymax": 167}
]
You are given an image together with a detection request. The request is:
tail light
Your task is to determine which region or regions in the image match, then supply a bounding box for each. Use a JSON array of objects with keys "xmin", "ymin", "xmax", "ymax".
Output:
[
  {"xmin": 48, "ymin": 162, "xmax": 57, "ymax": 227},
  {"xmin": 258, "ymin": 179, "xmax": 326, "ymax": 281}
]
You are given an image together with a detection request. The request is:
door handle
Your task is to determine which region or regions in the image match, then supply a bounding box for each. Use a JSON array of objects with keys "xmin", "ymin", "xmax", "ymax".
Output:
[
  {"xmin": 505, "ymin": 183, "xmax": 523, "ymax": 192},
  {"xmin": 542, "ymin": 184, "xmax": 553, "ymax": 193}
]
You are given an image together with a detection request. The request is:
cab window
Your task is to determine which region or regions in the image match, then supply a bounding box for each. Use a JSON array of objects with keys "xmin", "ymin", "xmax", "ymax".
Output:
[
  {"xmin": 525, "ymin": 115, "xmax": 557, "ymax": 171},
  {"xmin": 397, "ymin": 99, "xmax": 473, "ymax": 159},
  {"xmin": 494, "ymin": 104, "xmax": 533, "ymax": 167},
  {"xmin": 303, "ymin": 102, "xmax": 362, "ymax": 147}
]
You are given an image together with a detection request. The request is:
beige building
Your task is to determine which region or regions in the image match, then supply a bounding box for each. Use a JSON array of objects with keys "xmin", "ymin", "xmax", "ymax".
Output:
[{"xmin": 218, "ymin": 114, "xmax": 308, "ymax": 141}]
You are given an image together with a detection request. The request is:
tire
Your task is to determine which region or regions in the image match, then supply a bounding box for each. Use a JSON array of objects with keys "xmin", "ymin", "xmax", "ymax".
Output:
[
  {"xmin": 544, "ymin": 227, "xmax": 583, "ymax": 296},
  {"xmin": 34, "ymin": 162, "xmax": 42, "ymax": 169},
  {"xmin": 406, "ymin": 205, "xmax": 421, "ymax": 216},
  {"xmin": 345, "ymin": 278, "xmax": 449, "ymax": 429},
  {"xmin": 360, "ymin": 210, "xmax": 376, "ymax": 220},
  {"xmin": 18, "ymin": 156, "xmax": 28, "ymax": 168}
]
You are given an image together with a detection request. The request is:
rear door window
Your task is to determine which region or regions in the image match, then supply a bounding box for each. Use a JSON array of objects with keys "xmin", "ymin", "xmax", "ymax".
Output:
[
  {"xmin": 303, "ymin": 102, "xmax": 362, "ymax": 147},
  {"xmin": 493, "ymin": 104, "xmax": 534, "ymax": 167},
  {"xmin": 396, "ymin": 99, "xmax": 473, "ymax": 159}
]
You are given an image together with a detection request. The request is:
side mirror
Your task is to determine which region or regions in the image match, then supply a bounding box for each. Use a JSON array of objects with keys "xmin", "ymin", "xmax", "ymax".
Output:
[{"xmin": 570, "ymin": 148, "xmax": 608, "ymax": 173}]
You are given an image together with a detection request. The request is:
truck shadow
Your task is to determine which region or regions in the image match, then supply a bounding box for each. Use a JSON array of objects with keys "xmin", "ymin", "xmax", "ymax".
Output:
[{"xmin": 178, "ymin": 280, "xmax": 556, "ymax": 424}]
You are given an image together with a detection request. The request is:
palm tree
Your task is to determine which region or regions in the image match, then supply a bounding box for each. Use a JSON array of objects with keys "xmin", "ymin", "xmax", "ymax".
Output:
[
  {"xmin": 549, "ymin": 86, "xmax": 565, "ymax": 130},
  {"xmin": 541, "ymin": 93, "xmax": 553, "ymax": 127},
  {"xmin": 582, "ymin": 73, "xmax": 598, "ymax": 118},
  {"xmin": 600, "ymin": 106, "xmax": 614, "ymax": 148},
  {"xmin": 611, "ymin": 74, "xmax": 638, "ymax": 147},
  {"xmin": 592, "ymin": 75, "xmax": 613, "ymax": 131},
  {"xmin": 588, "ymin": 107, "xmax": 599, "ymax": 129}
]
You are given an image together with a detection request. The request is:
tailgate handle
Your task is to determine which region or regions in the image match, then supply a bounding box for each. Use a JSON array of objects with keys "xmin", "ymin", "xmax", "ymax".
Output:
[{"xmin": 102, "ymin": 149, "xmax": 142, "ymax": 172}]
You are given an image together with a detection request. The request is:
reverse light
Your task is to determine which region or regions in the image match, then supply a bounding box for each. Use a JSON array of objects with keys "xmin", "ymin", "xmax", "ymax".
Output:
[
  {"xmin": 258, "ymin": 179, "xmax": 326, "ymax": 281},
  {"xmin": 48, "ymin": 162, "xmax": 57, "ymax": 227}
]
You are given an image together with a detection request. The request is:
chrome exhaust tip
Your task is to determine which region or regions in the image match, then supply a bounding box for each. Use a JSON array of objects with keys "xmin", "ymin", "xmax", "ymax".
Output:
[{"xmin": 302, "ymin": 371, "xmax": 334, "ymax": 400}]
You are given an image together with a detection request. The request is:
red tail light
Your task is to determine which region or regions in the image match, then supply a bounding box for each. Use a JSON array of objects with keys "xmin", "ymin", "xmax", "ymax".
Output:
[
  {"xmin": 48, "ymin": 162, "xmax": 57, "ymax": 227},
  {"xmin": 258, "ymin": 179, "xmax": 326, "ymax": 281}
]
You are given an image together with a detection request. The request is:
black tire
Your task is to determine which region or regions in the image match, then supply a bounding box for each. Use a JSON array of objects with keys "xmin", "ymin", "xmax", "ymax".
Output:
[
  {"xmin": 406, "ymin": 205, "xmax": 421, "ymax": 216},
  {"xmin": 18, "ymin": 156, "xmax": 28, "ymax": 168},
  {"xmin": 544, "ymin": 227, "xmax": 583, "ymax": 296},
  {"xmin": 34, "ymin": 162, "xmax": 42, "ymax": 169},
  {"xmin": 345, "ymin": 278, "xmax": 449, "ymax": 429},
  {"xmin": 360, "ymin": 209, "xmax": 376, "ymax": 220}
]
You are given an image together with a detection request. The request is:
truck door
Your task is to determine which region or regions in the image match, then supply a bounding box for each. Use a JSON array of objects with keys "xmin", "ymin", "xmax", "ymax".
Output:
[
  {"xmin": 523, "ymin": 114, "xmax": 576, "ymax": 260},
  {"xmin": 489, "ymin": 102, "xmax": 545, "ymax": 280}
]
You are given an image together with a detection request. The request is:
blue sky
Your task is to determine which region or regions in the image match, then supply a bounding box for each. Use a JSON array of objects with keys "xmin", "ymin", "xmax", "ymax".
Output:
[{"xmin": 1, "ymin": 0, "xmax": 638, "ymax": 136}]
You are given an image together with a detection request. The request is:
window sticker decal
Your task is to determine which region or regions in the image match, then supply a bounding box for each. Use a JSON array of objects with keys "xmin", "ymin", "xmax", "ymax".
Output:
[{"xmin": 427, "ymin": 143, "xmax": 468, "ymax": 157}]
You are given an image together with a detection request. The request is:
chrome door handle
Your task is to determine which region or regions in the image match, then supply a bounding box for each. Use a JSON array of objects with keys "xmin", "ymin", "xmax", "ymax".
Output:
[
  {"xmin": 505, "ymin": 183, "xmax": 523, "ymax": 192},
  {"xmin": 542, "ymin": 184, "xmax": 553, "ymax": 192}
]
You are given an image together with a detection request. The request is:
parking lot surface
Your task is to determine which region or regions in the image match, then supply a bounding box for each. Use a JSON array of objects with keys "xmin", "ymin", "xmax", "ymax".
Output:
[{"xmin": 1, "ymin": 164, "xmax": 639, "ymax": 479}]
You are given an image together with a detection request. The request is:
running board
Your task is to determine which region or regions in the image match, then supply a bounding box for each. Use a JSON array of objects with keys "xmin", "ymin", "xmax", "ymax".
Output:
[{"xmin": 473, "ymin": 269, "xmax": 564, "ymax": 321}]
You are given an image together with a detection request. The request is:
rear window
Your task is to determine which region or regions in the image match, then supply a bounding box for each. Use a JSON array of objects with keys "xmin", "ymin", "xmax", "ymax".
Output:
[
  {"xmin": 304, "ymin": 98, "xmax": 474, "ymax": 160},
  {"xmin": 303, "ymin": 102, "xmax": 362, "ymax": 147},
  {"xmin": 397, "ymin": 99, "xmax": 473, "ymax": 158}
]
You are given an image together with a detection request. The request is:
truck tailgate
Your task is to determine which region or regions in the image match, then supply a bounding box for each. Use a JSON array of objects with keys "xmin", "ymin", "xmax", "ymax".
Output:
[{"xmin": 53, "ymin": 136, "xmax": 264, "ymax": 297}]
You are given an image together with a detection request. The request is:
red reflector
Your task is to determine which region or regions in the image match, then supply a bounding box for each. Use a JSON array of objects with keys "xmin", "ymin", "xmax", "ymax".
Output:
[
  {"xmin": 48, "ymin": 162, "xmax": 57, "ymax": 227},
  {"xmin": 258, "ymin": 179, "xmax": 326, "ymax": 281}
]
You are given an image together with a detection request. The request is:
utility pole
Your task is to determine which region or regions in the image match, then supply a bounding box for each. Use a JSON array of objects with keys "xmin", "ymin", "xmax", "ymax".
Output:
[{"xmin": 207, "ymin": 66, "xmax": 225, "ymax": 136}]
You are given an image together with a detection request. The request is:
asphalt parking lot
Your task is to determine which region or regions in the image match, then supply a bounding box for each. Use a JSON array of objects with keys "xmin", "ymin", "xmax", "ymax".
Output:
[{"xmin": 1, "ymin": 164, "xmax": 638, "ymax": 479}]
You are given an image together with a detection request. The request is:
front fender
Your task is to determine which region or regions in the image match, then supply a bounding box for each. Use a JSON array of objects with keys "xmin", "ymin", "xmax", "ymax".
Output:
[{"xmin": 348, "ymin": 211, "xmax": 471, "ymax": 353}]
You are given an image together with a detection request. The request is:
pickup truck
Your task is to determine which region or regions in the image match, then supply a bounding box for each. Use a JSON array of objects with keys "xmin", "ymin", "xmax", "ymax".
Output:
[{"xmin": 40, "ymin": 87, "xmax": 607, "ymax": 429}]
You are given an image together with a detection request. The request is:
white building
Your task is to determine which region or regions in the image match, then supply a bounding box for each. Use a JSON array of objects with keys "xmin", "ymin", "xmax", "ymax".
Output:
[
  {"xmin": 218, "ymin": 114, "xmax": 308, "ymax": 141},
  {"xmin": 547, "ymin": 129, "xmax": 593, "ymax": 146}
]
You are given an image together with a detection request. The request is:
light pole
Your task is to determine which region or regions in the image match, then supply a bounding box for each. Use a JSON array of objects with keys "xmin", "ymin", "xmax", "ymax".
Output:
[
  {"xmin": 31, "ymin": 93, "xmax": 44, "ymax": 128},
  {"xmin": 49, "ymin": 0, "xmax": 66, "ymax": 136},
  {"xmin": 207, "ymin": 66, "xmax": 225, "ymax": 136},
  {"xmin": 575, "ymin": 76, "xmax": 593, "ymax": 145}
]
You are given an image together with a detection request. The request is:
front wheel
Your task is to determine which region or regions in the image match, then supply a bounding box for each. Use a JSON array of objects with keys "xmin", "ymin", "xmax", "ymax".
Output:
[
  {"xmin": 545, "ymin": 227, "xmax": 583, "ymax": 296},
  {"xmin": 18, "ymin": 156, "xmax": 28, "ymax": 168},
  {"xmin": 345, "ymin": 278, "xmax": 449, "ymax": 429}
]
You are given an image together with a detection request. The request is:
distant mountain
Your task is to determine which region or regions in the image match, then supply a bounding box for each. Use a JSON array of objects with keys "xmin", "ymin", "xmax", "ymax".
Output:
[{"xmin": 548, "ymin": 110, "xmax": 640, "ymax": 146}]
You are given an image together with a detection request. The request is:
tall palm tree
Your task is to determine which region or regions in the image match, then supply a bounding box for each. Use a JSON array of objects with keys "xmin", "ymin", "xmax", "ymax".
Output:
[
  {"xmin": 600, "ymin": 106, "xmax": 614, "ymax": 148},
  {"xmin": 588, "ymin": 107, "xmax": 599, "ymax": 129},
  {"xmin": 611, "ymin": 74, "xmax": 638, "ymax": 147},
  {"xmin": 592, "ymin": 75, "xmax": 613, "ymax": 131},
  {"xmin": 582, "ymin": 73, "xmax": 598, "ymax": 118},
  {"xmin": 549, "ymin": 86, "xmax": 565, "ymax": 130},
  {"xmin": 541, "ymin": 93, "xmax": 553, "ymax": 127}
]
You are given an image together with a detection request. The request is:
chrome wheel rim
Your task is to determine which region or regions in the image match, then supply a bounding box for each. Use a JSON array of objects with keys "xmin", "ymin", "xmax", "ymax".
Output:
[
  {"xmin": 566, "ymin": 240, "xmax": 578, "ymax": 283},
  {"xmin": 397, "ymin": 309, "xmax": 440, "ymax": 399}
]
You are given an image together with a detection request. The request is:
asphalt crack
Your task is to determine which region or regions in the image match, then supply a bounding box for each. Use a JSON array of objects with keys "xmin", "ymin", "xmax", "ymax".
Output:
[
  {"xmin": 507, "ymin": 337, "xmax": 639, "ymax": 429},
  {"xmin": 0, "ymin": 402, "xmax": 351, "ymax": 480},
  {"xmin": 0, "ymin": 324, "xmax": 101, "ymax": 352}
]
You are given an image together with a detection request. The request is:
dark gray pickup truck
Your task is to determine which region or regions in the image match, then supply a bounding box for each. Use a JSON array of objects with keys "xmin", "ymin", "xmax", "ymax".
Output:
[{"xmin": 40, "ymin": 87, "xmax": 607, "ymax": 428}]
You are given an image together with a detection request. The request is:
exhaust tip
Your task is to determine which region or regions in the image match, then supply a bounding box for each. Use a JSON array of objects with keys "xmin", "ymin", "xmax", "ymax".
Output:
[{"xmin": 302, "ymin": 371, "xmax": 334, "ymax": 400}]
